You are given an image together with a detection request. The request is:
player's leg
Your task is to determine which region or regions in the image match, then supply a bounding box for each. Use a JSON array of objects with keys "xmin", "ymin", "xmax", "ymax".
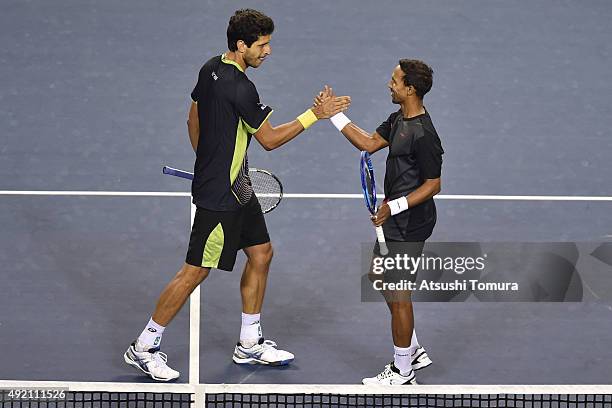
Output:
[
  {"xmin": 232, "ymin": 196, "xmax": 294, "ymax": 366},
  {"xmin": 384, "ymin": 300, "xmax": 432, "ymax": 371},
  {"xmin": 152, "ymin": 263, "xmax": 210, "ymax": 326},
  {"xmin": 124, "ymin": 263, "xmax": 208, "ymax": 381},
  {"xmin": 237, "ymin": 242, "xmax": 272, "ymax": 347},
  {"xmin": 239, "ymin": 196, "xmax": 273, "ymax": 347},
  {"xmin": 240, "ymin": 242, "xmax": 272, "ymax": 316},
  {"xmin": 363, "ymin": 296, "xmax": 418, "ymax": 385},
  {"xmin": 363, "ymin": 241, "xmax": 425, "ymax": 385},
  {"xmin": 389, "ymin": 298, "xmax": 417, "ymax": 374},
  {"xmin": 125, "ymin": 205, "xmax": 239, "ymax": 381}
]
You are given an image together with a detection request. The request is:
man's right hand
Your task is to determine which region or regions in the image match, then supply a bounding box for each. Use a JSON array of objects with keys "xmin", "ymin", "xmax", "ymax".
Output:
[{"xmin": 311, "ymin": 85, "xmax": 351, "ymax": 119}]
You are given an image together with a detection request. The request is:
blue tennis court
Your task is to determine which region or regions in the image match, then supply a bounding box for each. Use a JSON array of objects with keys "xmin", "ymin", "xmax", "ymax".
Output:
[{"xmin": 1, "ymin": 0, "xmax": 612, "ymax": 406}]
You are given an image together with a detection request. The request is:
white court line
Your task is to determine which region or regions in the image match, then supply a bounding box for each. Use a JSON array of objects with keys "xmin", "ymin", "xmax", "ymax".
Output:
[
  {"xmin": 188, "ymin": 203, "xmax": 203, "ymax": 406},
  {"xmin": 285, "ymin": 193, "xmax": 612, "ymax": 201},
  {"xmin": 0, "ymin": 191, "xmax": 190, "ymax": 197},
  {"xmin": 188, "ymin": 204, "xmax": 199, "ymax": 385},
  {"xmin": 1, "ymin": 190, "xmax": 612, "ymax": 201}
]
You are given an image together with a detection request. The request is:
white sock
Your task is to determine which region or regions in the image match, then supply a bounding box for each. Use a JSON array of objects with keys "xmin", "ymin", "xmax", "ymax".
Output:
[
  {"xmin": 410, "ymin": 329, "xmax": 420, "ymax": 350},
  {"xmin": 137, "ymin": 317, "xmax": 165, "ymax": 350},
  {"xmin": 394, "ymin": 345, "xmax": 415, "ymax": 376},
  {"xmin": 240, "ymin": 313, "xmax": 262, "ymax": 348}
]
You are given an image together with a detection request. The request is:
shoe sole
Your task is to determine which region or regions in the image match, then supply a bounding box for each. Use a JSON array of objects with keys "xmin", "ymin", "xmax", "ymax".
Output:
[
  {"xmin": 232, "ymin": 355, "xmax": 293, "ymax": 366},
  {"xmin": 123, "ymin": 351, "xmax": 179, "ymax": 382}
]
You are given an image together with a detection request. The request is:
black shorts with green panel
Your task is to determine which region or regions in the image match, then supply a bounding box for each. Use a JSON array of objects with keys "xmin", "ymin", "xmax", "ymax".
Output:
[{"xmin": 186, "ymin": 196, "xmax": 270, "ymax": 271}]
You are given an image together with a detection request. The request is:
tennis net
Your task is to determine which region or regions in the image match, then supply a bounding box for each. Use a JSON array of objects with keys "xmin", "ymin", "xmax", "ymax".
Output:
[
  {"xmin": 0, "ymin": 382, "xmax": 195, "ymax": 408},
  {"xmin": 1, "ymin": 382, "xmax": 611, "ymax": 408}
]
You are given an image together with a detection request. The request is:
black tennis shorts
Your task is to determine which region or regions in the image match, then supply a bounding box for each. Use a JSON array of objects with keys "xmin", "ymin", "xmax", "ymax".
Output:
[{"xmin": 185, "ymin": 196, "xmax": 270, "ymax": 271}]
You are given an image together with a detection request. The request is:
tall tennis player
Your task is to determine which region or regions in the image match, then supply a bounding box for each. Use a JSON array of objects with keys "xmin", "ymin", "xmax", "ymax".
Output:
[{"xmin": 123, "ymin": 9, "xmax": 351, "ymax": 381}]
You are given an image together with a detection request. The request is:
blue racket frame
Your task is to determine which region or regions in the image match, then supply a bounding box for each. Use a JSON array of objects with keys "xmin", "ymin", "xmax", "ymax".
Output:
[
  {"xmin": 359, "ymin": 151, "xmax": 389, "ymax": 255},
  {"xmin": 163, "ymin": 166, "xmax": 193, "ymax": 180},
  {"xmin": 360, "ymin": 151, "xmax": 377, "ymax": 214}
]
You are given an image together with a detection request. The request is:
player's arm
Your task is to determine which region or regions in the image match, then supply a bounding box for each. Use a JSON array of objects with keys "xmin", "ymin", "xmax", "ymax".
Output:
[
  {"xmin": 338, "ymin": 124, "xmax": 389, "ymax": 154},
  {"xmin": 253, "ymin": 94, "xmax": 351, "ymax": 151},
  {"xmin": 252, "ymin": 120, "xmax": 305, "ymax": 151},
  {"xmin": 373, "ymin": 178, "xmax": 441, "ymax": 227},
  {"xmin": 314, "ymin": 92, "xmax": 388, "ymax": 154},
  {"xmin": 187, "ymin": 101, "xmax": 199, "ymax": 153},
  {"xmin": 406, "ymin": 178, "xmax": 441, "ymax": 207},
  {"xmin": 252, "ymin": 87, "xmax": 350, "ymax": 151}
]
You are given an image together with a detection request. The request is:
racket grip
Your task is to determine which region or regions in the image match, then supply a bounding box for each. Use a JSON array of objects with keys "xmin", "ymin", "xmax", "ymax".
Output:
[
  {"xmin": 375, "ymin": 225, "xmax": 389, "ymax": 255},
  {"xmin": 163, "ymin": 166, "xmax": 194, "ymax": 180}
]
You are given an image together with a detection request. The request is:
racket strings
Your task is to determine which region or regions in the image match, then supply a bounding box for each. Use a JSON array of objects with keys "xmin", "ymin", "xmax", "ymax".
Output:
[
  {"xmin": 361, "ymin": 161, "xmax": 376, "ymax": 213},
  {"xmin": 232, "ymin": 157, "xmax": 254, "ymax": 205},
  {"xmin": 249, "ymin": 170, "xmax": 282, "ymax": 213},
  {"xmin": 365, "ymin": 172, "xmax": 375, "ymax": 205}
]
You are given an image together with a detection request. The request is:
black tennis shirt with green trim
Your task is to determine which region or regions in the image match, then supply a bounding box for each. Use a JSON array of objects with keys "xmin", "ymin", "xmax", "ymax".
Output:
[
  {"xmin": 376, "ymin": 110, "xmax": 444, "ymax": 241},
  {"xmin": 190, "ymin": 54, "xmax": 273, "ymax": 211}
]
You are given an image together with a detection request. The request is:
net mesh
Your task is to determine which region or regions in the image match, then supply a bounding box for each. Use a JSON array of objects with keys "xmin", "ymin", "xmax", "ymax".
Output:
[
  {"xmin": 205, "ymin": 392, "xmax": 612, "ymax": 408},
  {"xmin": 2, "ymin": 387, "xmax": 611, "ymax": 408},
  {"xmin": 0, "ymin": 391, "xmax": 193, "ymax": 407},
  {"xmin": 250, "ymin": 169, "xmax": 282, "ymax": 213}
]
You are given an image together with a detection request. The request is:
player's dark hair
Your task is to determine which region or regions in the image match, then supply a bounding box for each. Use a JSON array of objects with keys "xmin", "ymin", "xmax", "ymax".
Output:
[
  {"xmin": 399, "ymin": 59, "xmax": 433, "ymax": 99},
  {"xmin": 227, "ymin": 9, "xmax": 274, "ymax": 51}
]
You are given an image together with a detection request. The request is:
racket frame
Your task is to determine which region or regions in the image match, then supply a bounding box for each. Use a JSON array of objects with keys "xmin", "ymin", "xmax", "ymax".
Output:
[
  {"xmin": 162, "ymin": 166, "xmax": 282, "ymax": 214},
  {"xmin": 249, "ymin": 167, "xmax": 283, "ymax": 214},
  {"xmin": 359, "ymin": 152, "xmax": 389, "ymax": 256}
]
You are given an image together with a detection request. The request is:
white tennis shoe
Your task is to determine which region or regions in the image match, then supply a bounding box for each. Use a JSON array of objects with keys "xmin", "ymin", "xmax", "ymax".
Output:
[
  {"xmin": 412, "ymin": 346, "xmax": 432, "ymax": 370},
  {"xmin": 233, "ymin": 338, "xmax": 294, "ymax": 366},
  {"xmin": 362, "ymin": 363, "xmax": 417, "ymax": 385},
  {"xmin": 124, "ymin": 341, "xmax": 180, "ymax": 381}
]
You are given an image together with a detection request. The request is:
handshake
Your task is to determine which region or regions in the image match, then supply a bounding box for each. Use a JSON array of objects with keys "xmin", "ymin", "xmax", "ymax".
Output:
[{"xmin": 310, "ymin": 85, "xmax": 352, "ymax": 120}]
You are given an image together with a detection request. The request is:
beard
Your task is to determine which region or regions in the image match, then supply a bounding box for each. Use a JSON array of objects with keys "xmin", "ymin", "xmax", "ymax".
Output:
[{"xmin": 245, "ymin": 54, "xmax": 263, "ymax": 69}]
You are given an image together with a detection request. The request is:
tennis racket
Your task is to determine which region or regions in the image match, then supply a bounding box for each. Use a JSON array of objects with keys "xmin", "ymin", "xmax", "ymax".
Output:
[
  {"xmin": 162, "ymin": 166, "xmax": 283, "ymax": 214},
  {"xmin": 360, "ymin": 151, "xmax": 389, "ymax": 256}
]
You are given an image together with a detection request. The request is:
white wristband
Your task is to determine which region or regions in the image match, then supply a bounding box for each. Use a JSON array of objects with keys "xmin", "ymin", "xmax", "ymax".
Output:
[
  {"xmin": 330, "ymin": 112, "xmax": 351, "ymax": 131},
  {"xmin": 388, "ymin": 197, "xmax": 409, "ymax": 216}
]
